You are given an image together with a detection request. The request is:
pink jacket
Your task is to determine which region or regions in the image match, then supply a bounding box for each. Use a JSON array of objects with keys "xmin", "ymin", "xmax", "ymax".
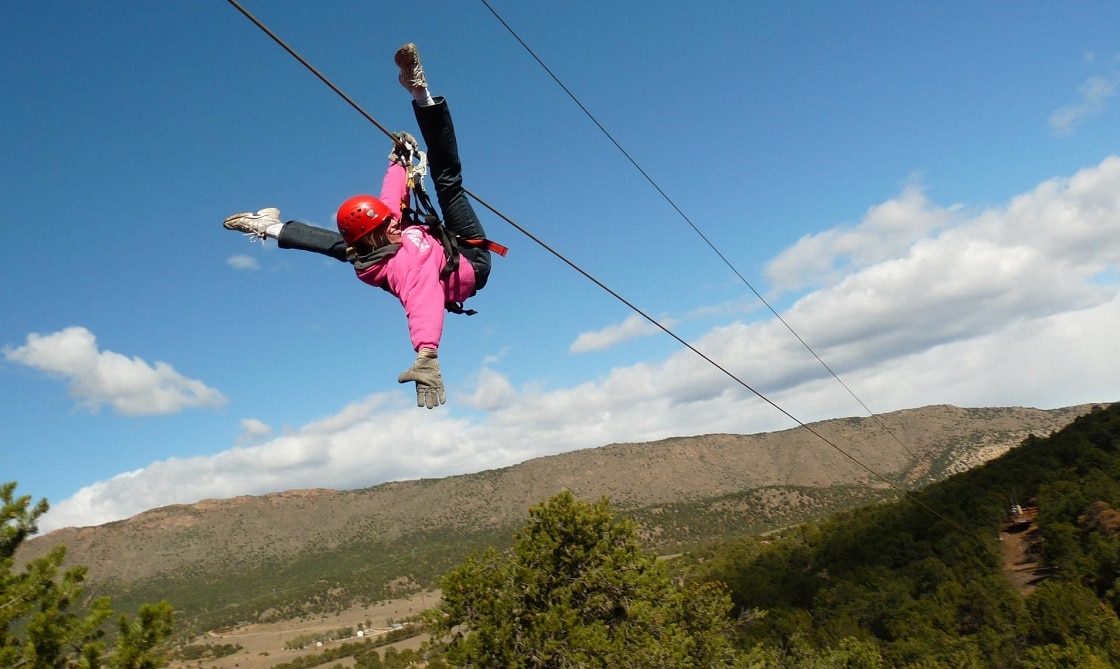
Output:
[{"xmin": 353, "ymin": 162, "xmax": 476, "ymax": 351}]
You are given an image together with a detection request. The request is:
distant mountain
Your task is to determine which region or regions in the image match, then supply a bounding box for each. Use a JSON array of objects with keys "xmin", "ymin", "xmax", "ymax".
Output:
[{"xmin": 18, "ymin": 403, "xmax": 1104, "ymax": 630}]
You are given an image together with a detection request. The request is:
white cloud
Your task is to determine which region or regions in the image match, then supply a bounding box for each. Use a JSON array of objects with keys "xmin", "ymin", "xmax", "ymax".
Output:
[
  {"xmin": 765, "ymin": 182, "xmax": 957, "ymax": 294},
  {"xmin": 3, "ymin": 326, "xmax": 227, "ymax": 416},
  {"xmin": 37, "ymin": 156, "xmax": 1120, "ymax": 532},
  {"xmin": 570, "ymin": 313, "xmax": 671, "ymax": 353},
  {"xmin": 1050, "ymin": 69, "xmax": 1120, "ymax": 136},
  {"xmin": 237, "ymin": 418, "xmax": 274, "ymax": 443},
  {"xmin": 227, "ymin": 254, "xmax": 260, "ymax": 270},
  {"xmin": 461, "ymin": 366, "xmax": 517, "ymax": 411}
]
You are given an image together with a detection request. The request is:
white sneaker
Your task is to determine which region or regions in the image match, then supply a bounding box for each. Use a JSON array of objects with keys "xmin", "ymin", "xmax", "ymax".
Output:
[
  {"xmin": 223, "ymin": 208, "xmax": 280, "ymax": 241},
  {"xmin": 394, "ymin": 43, "xmax": 427, "ymax": 92}
]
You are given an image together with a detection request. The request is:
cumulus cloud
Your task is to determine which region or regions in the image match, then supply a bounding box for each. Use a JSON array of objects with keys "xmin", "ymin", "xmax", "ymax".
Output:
[
  {"xmin": 759, "ymin": 157, "xmax": 1120, "ymax": 387},
  {"xmin": 1050, "ymin": 65, "xmax": 1120, "ymax": 136},
  {"xmin": 461, "ymin": 366, "xmax": 517, "ymax": 411},
  {"xmin": 570, "ymin": 313, "xmax": 670, "ymax": 353},
  {"xmin": 227, "ymin": 254, "xmax": 260, "ymax": 270},
  {"xmin": 43, "ymin": 297, "xmax": 1120, "ymax": 533},
  {"xmin": 38, "ymin": 156, "xmax": 1120, "ymax": 531},
  {"xmin": 766, "ymin": 182, "xmax": 957, "ymax": 294},
  {"xmin": 3, "ymin": 327, "xmax": 227, "ymax": 416}
]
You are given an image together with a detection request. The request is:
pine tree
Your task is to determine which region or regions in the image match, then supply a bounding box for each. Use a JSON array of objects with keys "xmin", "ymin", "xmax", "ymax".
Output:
[
  {"xmin": 427, "ymin": 490, "xmax": 738, "ymax": 668},
  {"xmin": 1, "ymin": 482, "xmax": 174, "ymax": 669}
]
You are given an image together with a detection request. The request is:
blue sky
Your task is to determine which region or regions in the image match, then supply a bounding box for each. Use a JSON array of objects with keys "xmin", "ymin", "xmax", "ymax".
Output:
[{"xmin": 3, "ymin": 1, "xmax": 1119, "ymax": 532}]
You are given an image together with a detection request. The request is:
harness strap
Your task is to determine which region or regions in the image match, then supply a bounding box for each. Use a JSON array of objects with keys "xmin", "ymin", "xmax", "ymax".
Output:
[
  {"xmin": 398, "ymin": 142, "xmax": 507, "ymax": 316},
  {"xmin": 430, "ymin": 219, "xmax": 461, "ymax": 280},
  {"xmin": 459, "ymin": 238, "xmax": 509, "ymax": 256},
  {"xmin": 445, "ymin": 301, "xmax": 478, "ymax": 316},
  {"xmin": 406, "ymin": 167, "xmax": 463, "ymax": 280}
]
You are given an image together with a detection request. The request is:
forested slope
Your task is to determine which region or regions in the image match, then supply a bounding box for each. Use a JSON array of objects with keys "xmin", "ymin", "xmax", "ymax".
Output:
[{"xmin": 689, "ymin": 402, "xmax": 1120, "ymax": 667}]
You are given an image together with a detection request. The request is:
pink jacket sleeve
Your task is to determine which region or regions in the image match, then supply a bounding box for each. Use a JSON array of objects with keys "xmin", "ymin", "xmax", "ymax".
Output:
[
  {"xmin": 380, "ymin": 162, "xmax": 409, "ymax": 221},
  {"xmin": 390, "ymin": 228, "xmax": 447, "ymax": 351}
]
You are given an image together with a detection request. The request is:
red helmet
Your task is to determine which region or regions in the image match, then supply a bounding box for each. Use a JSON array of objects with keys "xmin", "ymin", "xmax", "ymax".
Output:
[{"xmin": 336, "ymin": 195, "xmax": 392, "ymax": 245}]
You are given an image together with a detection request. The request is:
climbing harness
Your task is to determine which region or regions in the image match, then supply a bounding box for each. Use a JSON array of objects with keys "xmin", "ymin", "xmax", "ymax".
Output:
[{"xmin": 393, "ymin": 133, "xmax": 508, "ymax": 315}]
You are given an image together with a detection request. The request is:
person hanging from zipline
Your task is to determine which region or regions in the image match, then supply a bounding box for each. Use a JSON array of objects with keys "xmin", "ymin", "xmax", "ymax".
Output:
[{"xmin": 223, "ymin": 43, "xmax": 504, "ymax": 409}]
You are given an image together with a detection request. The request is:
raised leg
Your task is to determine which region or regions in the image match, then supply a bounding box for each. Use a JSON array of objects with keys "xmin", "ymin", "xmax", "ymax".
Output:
[{"xmin": 413, "ymin": 98, "xmax": 491, "ymax": 289}]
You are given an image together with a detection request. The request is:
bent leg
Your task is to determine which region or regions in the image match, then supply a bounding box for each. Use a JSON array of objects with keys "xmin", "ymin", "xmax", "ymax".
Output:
[
  {"xmin": 277, "ymin": 221, "xmax": 350, "ymax": 262},
  {"xmin": 413, "ymin": 98, "xmax": 491, "ymax": 290}
]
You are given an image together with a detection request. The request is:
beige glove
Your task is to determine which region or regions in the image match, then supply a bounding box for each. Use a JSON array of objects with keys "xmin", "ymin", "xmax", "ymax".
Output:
[{"xmin": 398, "ymin": 347, "xmax": 446, "ymax": 409}]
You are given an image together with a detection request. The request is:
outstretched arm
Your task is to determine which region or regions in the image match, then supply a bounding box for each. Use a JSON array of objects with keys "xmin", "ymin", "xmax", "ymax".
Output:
[
  {"xmin": 380, "ymin": 160, "xmax": 409, "ymax": 222},
  {"xmin": 395, "ymin": 258, "xmax": 447, "ymax": 409}
]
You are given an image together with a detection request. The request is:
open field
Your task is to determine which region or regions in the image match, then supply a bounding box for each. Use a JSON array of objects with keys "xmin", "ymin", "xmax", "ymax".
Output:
[{"xmin": 169, "ymin": 591, "xmax": 437, "ymax": 669}]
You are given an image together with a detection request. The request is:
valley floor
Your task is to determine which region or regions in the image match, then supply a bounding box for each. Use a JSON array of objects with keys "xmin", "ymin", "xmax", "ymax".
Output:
[{"xmin": 168, "ymin": 590, "xmax": 436, "ymax": 669}]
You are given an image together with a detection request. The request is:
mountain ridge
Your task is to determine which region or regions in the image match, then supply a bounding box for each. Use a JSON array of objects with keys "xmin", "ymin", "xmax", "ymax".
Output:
[{"xmin": 18, "ymin": 403, "xmax": 1105, "ymax": 627}]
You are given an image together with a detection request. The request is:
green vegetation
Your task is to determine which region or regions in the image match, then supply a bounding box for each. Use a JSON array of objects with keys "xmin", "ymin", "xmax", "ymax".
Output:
[
  {"xmin": 428, "ymin": 490, "xmax": 739, "ymax": 667},
  {"xmin": 683, "ymin": 402, "xmax": 1120, "ymax": 667},
  {"xmin": 267, "ymin": 630, "xmax": 432, "ymax": 669},
  {"xmin": 413, "ymin": 403, "xmax": 1120, "ymax": 667},
  {"xmin": 16, "ymin": 403, "xmax": 1118, "ymax": 667},
  {"xmin": 122, "ymin": 526, "xmax": 511, "ymax": 634},
  {"xmin": 69, "ymin": 405, "xmax": 1087, "ymax": 637},
  {"xmin": 626, "ymin": 484, "xmax": 902, "ymax": 548},
  {"xmin": 1, "ymin": 482, "xmax": 174, "ymax": 669},
  {"xmin": 285, "ymin": 628, "xmax": 356, "ymax": 651},
  {"xmin": 115, "ymin": 484, "xmax": 902, "ymax": 635},
  {"xmin": 173, "ymin": 642, "xmax": 242, "ymax": 660},
  {"xmin": 280, "ymin": 621, "xmax": 423, "ymax": 651}
]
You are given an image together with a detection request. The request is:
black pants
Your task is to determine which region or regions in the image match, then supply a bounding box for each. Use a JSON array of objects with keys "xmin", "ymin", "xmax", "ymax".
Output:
[
  {"xmin": 413, "ymin": 97, "xmax": 490, "ymax": 290},
  {"xmin": 278, "ymin": 97, "xmax": 491, "ymax": 290},
  {"xmin": 277, "ymin": 220, "xmax": 349, "ymax": 261}
]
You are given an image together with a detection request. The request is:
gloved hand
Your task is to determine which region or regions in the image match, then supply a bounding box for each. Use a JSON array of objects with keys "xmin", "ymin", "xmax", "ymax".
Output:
[
  {"xmin": 388, "ymin": 131, "xmax": 419, "ymax": 165},
  {"xmin": 398, "ymin": 347, "xmax": 446, "ymax": 409}
]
